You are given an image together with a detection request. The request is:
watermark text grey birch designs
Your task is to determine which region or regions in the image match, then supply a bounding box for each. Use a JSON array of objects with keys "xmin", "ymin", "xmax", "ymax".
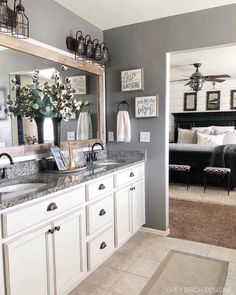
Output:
[{"xmin": 166, "ymin": 286, "xmax": 232, "ymax": 293}]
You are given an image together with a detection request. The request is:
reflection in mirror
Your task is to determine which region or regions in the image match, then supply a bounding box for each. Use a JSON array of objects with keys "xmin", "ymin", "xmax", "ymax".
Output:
[{"xmin": 0, "ymin": 46, "xmax": 99, "ymax": 147}]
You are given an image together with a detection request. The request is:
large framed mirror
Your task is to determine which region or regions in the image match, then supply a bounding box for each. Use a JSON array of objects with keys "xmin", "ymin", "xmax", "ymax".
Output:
[{"xmin": 0, "ymin": 34, "xmax": 105, "ymax": 157}]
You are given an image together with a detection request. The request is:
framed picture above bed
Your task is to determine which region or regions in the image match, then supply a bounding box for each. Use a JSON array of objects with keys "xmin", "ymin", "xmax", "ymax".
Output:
[
  {"xmin": 184, "ymin": 92, "xmax": 197, "ymax": 111},
  {"xmin": 230, "ymin": 90, "xmax": 236, "ymax": 110},
  {"xmin": 206, "ymin": 91, "xmax": 220, "ymax": 111}
]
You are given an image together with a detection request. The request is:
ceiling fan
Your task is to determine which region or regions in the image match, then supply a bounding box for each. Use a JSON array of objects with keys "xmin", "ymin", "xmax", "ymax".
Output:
[{"xmin": 171, "ymin": 63, "xmax": 231, "ymax": 92}]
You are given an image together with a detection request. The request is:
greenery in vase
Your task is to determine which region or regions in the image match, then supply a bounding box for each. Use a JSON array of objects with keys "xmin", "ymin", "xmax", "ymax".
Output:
[{"xmin": 5, "ymin": 65, "xmax": 88, "ymax": 121}]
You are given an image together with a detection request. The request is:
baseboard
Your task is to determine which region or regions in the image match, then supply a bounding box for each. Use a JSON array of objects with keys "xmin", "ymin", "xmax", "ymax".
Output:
[{"xmin": 140, "ymin": 227, "xmax": 170, "ymax": 236}]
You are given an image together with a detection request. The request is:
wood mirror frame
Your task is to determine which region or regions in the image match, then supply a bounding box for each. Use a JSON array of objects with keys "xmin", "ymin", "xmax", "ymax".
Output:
[{"xmin": 0, "ymin": 34, "xmax": 106, "ymax": 158}]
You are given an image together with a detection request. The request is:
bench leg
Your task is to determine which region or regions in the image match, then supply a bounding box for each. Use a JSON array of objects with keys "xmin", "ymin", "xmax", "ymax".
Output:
[
  {"xmin": 204, "ymin": 172, "xmax": 207, "ymax": 193},
  {"xmin": 227, "ymin": 172, "xmax": 230, "ymax": 196},
  {"xmin": 186, "ymin": 170, "xmax": 190, "ymax": 191}
]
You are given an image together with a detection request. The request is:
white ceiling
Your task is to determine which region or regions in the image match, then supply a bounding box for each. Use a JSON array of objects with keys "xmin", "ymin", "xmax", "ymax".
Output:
[
  {"xmin": 54, "ymin": 0, "xmax": 236, "ymax": 30},
  {"xmin": 170, "ymin": 45, "xmax": 236, "ymax": 83}
]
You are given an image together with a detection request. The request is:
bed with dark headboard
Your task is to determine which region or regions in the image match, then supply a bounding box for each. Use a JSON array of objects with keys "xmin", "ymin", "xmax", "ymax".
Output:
[
  {"xmin": 169, "ymin": 111, "xmax": 236, "ymax": 188},
  {"xmin": 173, "ymin": 111, "xmax": 236, "ymax": 143}
]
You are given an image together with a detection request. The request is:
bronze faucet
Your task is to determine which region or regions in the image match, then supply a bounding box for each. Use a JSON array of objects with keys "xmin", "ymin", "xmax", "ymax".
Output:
[{"xmin": 0, "ymin": 153, "xmax": 14, "ymax": 179}]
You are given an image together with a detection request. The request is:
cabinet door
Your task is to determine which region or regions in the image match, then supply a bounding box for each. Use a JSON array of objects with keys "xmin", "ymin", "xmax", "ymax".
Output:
[
  {"xmin": 131, "ymin": 180, "xmax": 145, "ymax": 233},
  {"xmin": 114, "ymin": 187, "xmax": 132, "ymax": 247},
  {"xmin": 53, "ymin": 210, "xmax": 86, "ymax": 295},
  {"xmin": 4, "ymin": 225, "xmax": 53, "ymax": 295}
]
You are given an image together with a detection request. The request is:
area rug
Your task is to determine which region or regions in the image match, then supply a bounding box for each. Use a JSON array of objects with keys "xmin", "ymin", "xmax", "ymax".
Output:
[
  {"xmin": 140, "ymin": 250, "xmax": 228, "ymax": 295},
  {"xmin": 169, "ymin": 184, "xmax": 236, "ymax": 206},
  {"xmin": 169, "ymin": 199, "xmax": 236, "ymax": 249}
]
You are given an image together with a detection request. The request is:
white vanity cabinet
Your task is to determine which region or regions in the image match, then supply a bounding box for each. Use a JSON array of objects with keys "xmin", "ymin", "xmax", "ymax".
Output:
[
  {"xmin": 4, "ymin": 224, "xmax": 54, "ymax": 295},
  {"xmin": 52, "ymin": 210, "xmax": 86, "ymax": 295},
  {"xmin": 0, "ymin": 161, "xmax": 145, "ymax": 295},
  {"xmin": 85, "ymin": 174, "xmax": 115, "ymax": 271},
  {"xmin": 114, "ymin": 164, "xmax": 145, "ymax": 247},
  {"xmin": 1, "ymin": 185, "xmax": 86, "ymax": 295}
]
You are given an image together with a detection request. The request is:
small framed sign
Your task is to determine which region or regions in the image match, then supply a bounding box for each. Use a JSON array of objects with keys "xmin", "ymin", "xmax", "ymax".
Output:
[
  {"xmin": 206, "ymin": 91, "xmax": 220, "ymax": 111},
  {"xmin": 135, "ymin": 95, "xmax": 159, "ymax": 118},
  {"xmin": 121, "ymin": 68, "xmax": 144, "ymax": 92},
  {"xmin": 230, "ymin": 90, "xmax": 236, "ymax": 110},
  {"xmin": 184, "ymin": 92, "xmax": 197, "ymax": 111},
  {"xmin": 50, "ymin": 147, "xmax": 67, "ymax": 171},
  {"xmin": 70, "ymin": 75, "xmax": 87, "ymax": 95}
]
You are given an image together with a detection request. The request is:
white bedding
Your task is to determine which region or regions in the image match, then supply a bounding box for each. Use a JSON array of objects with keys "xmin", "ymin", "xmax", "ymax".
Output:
[{"xmin": 169, "ymin": 143, "xmax": 216, "ymax": 152}]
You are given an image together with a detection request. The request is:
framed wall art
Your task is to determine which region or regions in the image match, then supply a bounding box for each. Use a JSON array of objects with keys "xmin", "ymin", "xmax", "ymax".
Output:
[
  {"xmin": 70, "ymin": 75, "xmax": 87, "ymax": 95},
  {"xmin": 184, "ymin": 92, "xmax": 197, "ymax": 111},
  {"xmin": 121, "ymin": 68, "xmax": 144, "ymax": 92},
  {"xmin": 135, "ymin": 95, "xmax": 159, "ymax": 118},
  {"xmin": 206, "ymin": 91, "xmax": 220, "ymax": 111},
  {"xmin": 230, "ymin": 90, "xmax": 236, "ymax": 110}
]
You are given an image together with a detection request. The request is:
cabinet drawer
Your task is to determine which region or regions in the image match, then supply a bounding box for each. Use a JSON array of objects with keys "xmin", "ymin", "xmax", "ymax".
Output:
[
  {"xmin": 87, "ymin": 194, "xmax": 113, "ymax": 235},
  {"xmin": 114, "ymin": 164, "xmax": 144, "ymax": 188},
  {"xmin": 87, "ymin": 226, "xmax": 114, "ymax": 271},
  {"xmin": 86, "ymin": 175, "xmax": 113, "ymax": 201},
  {"xmin": 2, "ymin": 185, "xmax": 85, "ymax": 237}
]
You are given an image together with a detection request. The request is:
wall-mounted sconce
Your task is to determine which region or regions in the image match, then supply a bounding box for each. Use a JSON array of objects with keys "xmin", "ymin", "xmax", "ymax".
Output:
[
  {"xmin": 66, "ymin": 31, "xmax": 111, "ymax": 68},
  {"xmin": 0, "ymin": 0, "xmax": 29, "ymax": 39}
]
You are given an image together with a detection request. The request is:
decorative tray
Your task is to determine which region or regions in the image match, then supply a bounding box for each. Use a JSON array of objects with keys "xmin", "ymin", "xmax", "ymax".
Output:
[{"xmin": 45, "ymin": 164, "xmax": 87, "ymax": 174}]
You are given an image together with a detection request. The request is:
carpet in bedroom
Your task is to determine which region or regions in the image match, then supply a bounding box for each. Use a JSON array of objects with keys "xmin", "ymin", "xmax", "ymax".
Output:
[{"xmin": 169, "ymin": 198, "xmax": 236, "ymax": 249}]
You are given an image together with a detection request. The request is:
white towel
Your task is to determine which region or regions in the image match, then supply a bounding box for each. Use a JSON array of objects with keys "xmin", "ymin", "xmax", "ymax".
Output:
[
  {"xmin": 117, "ymin": 111, "xmax": 131, "ymax": 142},
  {"xmin": 77, "ymin": 112, "xmax": 93, "ymax": 140}
]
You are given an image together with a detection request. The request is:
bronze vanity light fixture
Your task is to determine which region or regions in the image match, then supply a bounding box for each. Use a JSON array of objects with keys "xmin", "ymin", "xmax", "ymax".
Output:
[
  {"xmin": 66, "ymin": 31, "xmax": 111, "ymax": 68},
  {"xmin": 0, "ymin": 0, "xmax": 29, "ymax": 38}
]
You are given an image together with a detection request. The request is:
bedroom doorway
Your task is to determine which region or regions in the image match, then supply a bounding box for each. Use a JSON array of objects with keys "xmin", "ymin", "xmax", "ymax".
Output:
[{"xmin": 167, "ymin": 44, "xmax": 236, "ymax": 249}]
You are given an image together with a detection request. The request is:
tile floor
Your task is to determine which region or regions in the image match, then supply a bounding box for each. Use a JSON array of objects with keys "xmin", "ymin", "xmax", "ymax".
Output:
[
  {"xmin": 69, "ymin": 231, "xmax": 236, "ymax": 295},
  {"xmin": 170, "ymin": 183, "xmax": 236, "ymax": 206}
]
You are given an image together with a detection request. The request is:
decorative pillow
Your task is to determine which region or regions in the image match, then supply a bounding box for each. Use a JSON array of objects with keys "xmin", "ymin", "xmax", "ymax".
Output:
[
  {"xmin": 223, "ymin": 131, "xmax": 236, "ymax": 144},
  {"xmin": 213, "ymin": 126, "xmax": 235, "ymax": 135},
  {"xmin": 197, "ymin": 133, "xmax": 225, "ymax": 145},
  {"xmin": 192, "ymin": 126, "xmax": 214, "ymax": 135},
  {"xmin": 177, "ymin": 129, "xmax": 196, "ymax": 144}
]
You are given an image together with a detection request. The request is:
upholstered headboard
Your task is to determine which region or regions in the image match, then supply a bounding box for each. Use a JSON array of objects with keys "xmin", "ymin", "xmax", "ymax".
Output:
[{"xmin": 172, "ymin": 111, "xmax": 236, "ymax": 143}]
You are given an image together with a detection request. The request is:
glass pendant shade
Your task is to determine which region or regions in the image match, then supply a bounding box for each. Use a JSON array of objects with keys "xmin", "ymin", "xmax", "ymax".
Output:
[
  {"xmin": 0, "ymin": 0, "xmax": 11, "ymax": 33},
  {"xmin": 76, "ymin": 30, "xmax": 85, "ymax": 57},
  {"xmin": 12, "ymin": 0, "xmax": 29, "ymax": 39},
  {"xmin": 101, "ymin": 43, "xmax": 110, "ymax": 67},
  {"xmin": 190, "ymin": 78, "xmax": 204, "ymax": 92}
]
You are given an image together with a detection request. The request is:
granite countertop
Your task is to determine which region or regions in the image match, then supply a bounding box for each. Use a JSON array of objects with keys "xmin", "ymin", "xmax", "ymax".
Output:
[{"xmin": 0, "ymin": 150, "xmax": 145, "ymax": 211}]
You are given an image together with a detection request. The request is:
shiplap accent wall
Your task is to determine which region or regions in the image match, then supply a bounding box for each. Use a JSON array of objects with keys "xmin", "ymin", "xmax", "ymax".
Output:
[{"xmin": 169, "ymin": 79, "xmax": 236, "ymax": 142}]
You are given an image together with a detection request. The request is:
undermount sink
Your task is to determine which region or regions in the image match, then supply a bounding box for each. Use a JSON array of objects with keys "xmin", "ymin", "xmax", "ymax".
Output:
[
  {"xmin": 0, "ymin": 183, "xmax": 47, "ymax": 200},
  {"xmin": 94, "ymin": 159, "xmax": 126, "ymax": 166}
]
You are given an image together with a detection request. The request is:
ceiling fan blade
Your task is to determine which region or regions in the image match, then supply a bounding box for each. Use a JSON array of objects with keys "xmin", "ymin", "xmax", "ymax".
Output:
[
  {"xmin": 184, "ymin": 81, "xmax": 191, "ymax": 86},
  {"xmin": 205, "ymin": 74, "xmax": 231, "ymax": 78},
  {"xmin": 205, "ymin": 78, "xmax": 226, "ymax": 83},
  {"xmin": 171, "ymin": 79, "xmax": 189, "ymax": 82}
]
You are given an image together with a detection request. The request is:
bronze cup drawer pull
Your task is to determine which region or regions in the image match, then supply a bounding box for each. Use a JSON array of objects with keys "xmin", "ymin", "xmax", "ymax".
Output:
[
  {"xmin": 99, "ymin": 209, "xmax": 106, "ymax": 216},
  {"xmin": 99, "ymin": 184, "xmax": 106, "ymax": 190},
  {"xmin": 100, "ymin": 242, "xmax": 107, "ymax": 250},
  {"xmin": 130, "ymin": 172, "xmax": 135, "ymax": 177},
  {"xmin": 47, "ymin": 202, "xmax": 58, "ymax": 212}
]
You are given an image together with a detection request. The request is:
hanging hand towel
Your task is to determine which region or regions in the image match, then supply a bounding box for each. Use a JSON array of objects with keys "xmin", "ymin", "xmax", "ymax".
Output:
[
  {"xmin": 77, "ymin": 112, "xmax": 93, "ymax": 140},
  {"xmin": 117, "ymin": 111, "xmax": 131, "ymax": 142}
]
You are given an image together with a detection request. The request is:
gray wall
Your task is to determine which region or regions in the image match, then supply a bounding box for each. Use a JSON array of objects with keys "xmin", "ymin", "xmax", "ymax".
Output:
[
  {"xmin": 104, "ymin": 4, "xmax": 236, "ymax": 230},
  {"xmin": 23, "ymin": 0, "xmax": 103, "ymax": 50}
]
